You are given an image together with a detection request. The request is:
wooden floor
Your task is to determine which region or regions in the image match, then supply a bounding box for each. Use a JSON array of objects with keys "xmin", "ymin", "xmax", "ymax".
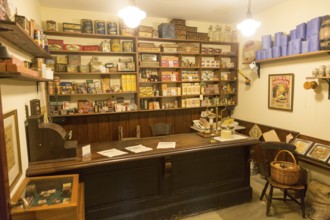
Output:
[{"xmin": 182, "ymin": 174, "xmax": 305, "ymax": 220}]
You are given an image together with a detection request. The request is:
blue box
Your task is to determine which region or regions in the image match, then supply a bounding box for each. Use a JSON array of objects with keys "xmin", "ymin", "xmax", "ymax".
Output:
[
  {"xmin": 302, "ymin": 40, "xmax": 309, "ymax": 53},
  {"xmin": 274, "ymin": 32, "xmax": 283, "ymax": 47},
  {"xmin": 158, "ymin": 23, "xmax": 175, "ymax": 38},
  {"xmin": 272, "ymin": 46, "xmax": 281, "ymax": 58},
  {"xmin": 260, "ymin": 49, "xmax": 266, "ymax": 60},
  {"xmin": 288, "ymin": 41, "xmax": 293, "ymax": 55},
  {"xmin": 265, "ymin": 48, "xmax": 272, "ymax": 59},
  {"xmin": 307, "ymin": 16, "xmax": 322, "ymax": 37},
  {"xmin": 296, "ymin": 23, "xmax": 307, "ymax": 39},
  {"xmin": 281, "ymin": 35, "xmax": 289, "ymax": 46},
  {"xmin": 308, "ymin": 33, "xmax": 320, "ymax": 52},
  {"xmin": 262, "ymin": 35, "xmax": 272, "ymax": 49},
  {"xmin": 290, "ymin": 29, "xmax": 297, "ymax": 40},
  {"xmin": 292, "ymin": 38, "xmax": 302, "ymax": 54},
  {"xmin": 256, "ymin": 50, "xmax": 261, "ymax": 60},
  {"xmin": 281, "ymin": 45, "xmax": 288, "ymax": 56}
]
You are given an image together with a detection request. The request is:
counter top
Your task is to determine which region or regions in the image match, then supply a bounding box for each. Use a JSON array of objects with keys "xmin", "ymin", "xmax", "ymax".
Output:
[{"xmin": 27, "ymin": 133, "xmax": 259, "ymax": 176}]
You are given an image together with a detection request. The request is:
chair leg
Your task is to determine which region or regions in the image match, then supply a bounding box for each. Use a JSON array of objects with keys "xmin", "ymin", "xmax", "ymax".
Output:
[
  {"xmin": 301, "ymin": 191, "xmax": 306, "ymax": 218},
  {"xmin": 283, "ymin": 189, "xmax": 287, "ymax": 202},
  {"xmin": 260, "ymin": 181, "xmax": 269, "ymax": 201},
  {"xmin": 266, "ymin": 185, "xmax": 273, "ymax": 216}
]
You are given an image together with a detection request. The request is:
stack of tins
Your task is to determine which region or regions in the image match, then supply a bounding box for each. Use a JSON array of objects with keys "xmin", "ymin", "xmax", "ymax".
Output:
[{"xmin": 320, "ymin": 15, "xmax": 330, "ymax": 49}]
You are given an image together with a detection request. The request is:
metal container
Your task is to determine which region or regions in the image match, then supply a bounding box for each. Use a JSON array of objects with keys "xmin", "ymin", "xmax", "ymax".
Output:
[
  {"xmin": 107, "ymin": 21, "xmax": 117, "ymax": 35},
  {"xmin": 111, "ymin": 39, "xmax": 121, "ymax": 52},
  {"xmin": 94, "ymin": 20, "xmax": 106, "ymax": 35},
  {"xmin": 81, "ymin": 19, "xmax": 93, "ymax": 34}
]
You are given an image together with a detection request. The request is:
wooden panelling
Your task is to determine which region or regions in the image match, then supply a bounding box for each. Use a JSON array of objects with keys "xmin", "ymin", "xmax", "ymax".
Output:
[{"xmin": 59, "ymin": 109, "xmax": 202, "ymax": 144}]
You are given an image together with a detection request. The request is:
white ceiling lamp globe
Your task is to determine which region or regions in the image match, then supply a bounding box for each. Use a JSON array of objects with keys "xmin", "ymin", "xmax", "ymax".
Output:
[
  {"xmin": 118, "ymin": 5, "xmax": 146, "ymax": 28},
  {"xmin": 237, "ymin": 18, "xmax": 261, "ymax": 37}
]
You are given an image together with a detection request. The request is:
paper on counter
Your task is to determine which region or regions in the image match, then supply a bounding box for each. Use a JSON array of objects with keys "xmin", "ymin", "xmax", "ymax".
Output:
[
  {"xmin": 214, "ymin": 134, "xmax": 248, "ymax": 142},
  {"xmin": 125, "ymin": 144, "xmax": 152, "ymax": 153},
  {"xmin": 97, "ymin": 148, "xmax": 128, "ymax": 158},
  {"xmin": 157, "ymin": 142, "xmax": 176, "ymax": 149}
]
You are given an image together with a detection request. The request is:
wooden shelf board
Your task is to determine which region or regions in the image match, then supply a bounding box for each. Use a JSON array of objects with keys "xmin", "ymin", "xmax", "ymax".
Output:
[
  {"xmin": 0, "ymin": 21, "xmax": 52, "ymax": 58},
  {"xmin": 50, "ymin": 92, "xmax": 137, "ymax": 96},
  {"xmin": 306, "ymin": 76, "xmax": 330, "ymax": 79},
  {"xmin": 44, "ymin": 31, "xmax": 135, "ymax": 40},
  {"xmin": 50, "ymin": 50, "xmax": 135, "ymax": 56},
  {"xmin": 0, "ymin": 72, "xmax": 49, "ymax": 81},
  {"xmin": 51, "ymin": 110, "xmax": 140, "ymax": 118},
  {"xmin": 256, "ymin": 50, "xmax": 330, "ymax": 64},
  {"xmin": 54, "ymin": 71, "xmax": 137, "ymax": 75}
]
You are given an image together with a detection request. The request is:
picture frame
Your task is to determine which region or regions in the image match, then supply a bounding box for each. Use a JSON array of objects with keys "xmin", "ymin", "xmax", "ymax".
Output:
[
  {"xmin": 306, "ymin": 143, "xmax": 330, "ymax": 162},
  {"xmin": 291, "ymin": 138, "xmax": 313, "ymax": 155},
  {"xmin": 3, "ymin": 109, "xmax": 22, "ymax": 192},
  {"xmin": 268, "ymin": 73, "xmax": 294, "ymax": 111}
]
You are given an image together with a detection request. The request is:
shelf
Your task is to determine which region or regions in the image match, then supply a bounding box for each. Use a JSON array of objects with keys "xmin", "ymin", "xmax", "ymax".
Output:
[
  {"xmin": 0, "ymin": 21, "xmax": 52, "ymax": 58},
  {"xmin": 139, "ymin": 95, "xmax": 181, "ymax": 99},
  {"xmin": 0, "ymin": 72, "xmax": 49, "ymax": 81},
  {"xmin": 49, "ymin": 50, "xmax": 135, "ymax": 56},
  {"xmin": 54, "ymin": 71, "xmax": 137, "ymax": 75},
  {"xmin": 51, "ymin": 110, "xmax": 140, "ymax": 118},
  {"xmin": 138, "ymin": 37, "xmax": 200, "ymax": 43},
  {"xmin": 50, "ymin": 92, "xmax": 137, "ymax": 97},
  {"xmin": 44, "ymin": 31, "xmax": 136, "ymax": 40}
]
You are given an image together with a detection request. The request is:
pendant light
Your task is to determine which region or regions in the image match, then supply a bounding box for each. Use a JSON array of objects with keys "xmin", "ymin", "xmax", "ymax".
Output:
[
  {"xmin": 236, "ymin": 0, "xmax": 260, "ymax": 37},
  {"xmin": 118, "ymin": 0, "xmax": 146, "ymax": 28}
]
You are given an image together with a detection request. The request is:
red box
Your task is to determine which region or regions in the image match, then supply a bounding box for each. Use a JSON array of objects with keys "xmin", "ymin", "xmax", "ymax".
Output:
[
  {"xmin": 64, "ymin": 44, "xmax": 82, "ymax": 51},
  {"xmin": 82, "ymin": 45, "xmax": 100, "ymax": 51},
  {"xmin": 48, "ymin": 39, "xmax": 64, "ymax": 51}
]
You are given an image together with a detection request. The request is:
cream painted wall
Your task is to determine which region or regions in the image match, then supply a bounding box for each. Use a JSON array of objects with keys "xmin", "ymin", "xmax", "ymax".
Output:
[
  {"xmin": 235, "ymin": 0, "xmax": 330, "ymax": 182},
  {"xmin": 0, "ymin": 0, "xmax": 42, "ymax": 196}
]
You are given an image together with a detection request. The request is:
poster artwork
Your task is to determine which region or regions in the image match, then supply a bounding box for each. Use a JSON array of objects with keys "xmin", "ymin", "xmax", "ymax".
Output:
[{"xmin": 269, "ymin": 74, "xmax": 294, "ymax": 111}]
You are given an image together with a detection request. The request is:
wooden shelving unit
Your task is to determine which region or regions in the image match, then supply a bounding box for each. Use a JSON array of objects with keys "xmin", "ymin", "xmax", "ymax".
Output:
[
  {"xmin": 0, "ymin": 21, "xmax": 51, "ymax": 58},
  {"xmin": 0, "ymin": 72, "xmax": 49, "ymax": 81}
]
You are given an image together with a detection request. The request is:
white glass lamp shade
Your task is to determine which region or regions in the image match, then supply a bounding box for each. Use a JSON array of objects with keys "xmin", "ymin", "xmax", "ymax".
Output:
[
  {"xmin": 118, "ymin": 6, "xmax": 146, "ymax": 28},
  {"xmin": 237, "ymin": 18, "xmax": 260, "ymax": 37}
]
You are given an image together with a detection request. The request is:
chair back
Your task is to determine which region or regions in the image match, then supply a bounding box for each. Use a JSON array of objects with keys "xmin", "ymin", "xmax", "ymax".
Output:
[
  {"xmin": 259, "ymin": 141, "xmax": 296, "ymax": 179},
  {"xmin": 150, "ymin": 123, "xmax": 171, "ymax": 136}
]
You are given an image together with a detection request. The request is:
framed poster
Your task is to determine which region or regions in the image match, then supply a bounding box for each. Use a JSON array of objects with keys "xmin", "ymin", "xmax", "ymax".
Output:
[
  {"xmin": 268, "ymin": 73, "xmax": 294, "ymax": 111},
  {"xmin": 291, "ymin": 138, "xmax": 313, "ymax": 155},
  {"xmin": 3, "ymin": 110, "xmax": 22, "ymax": 191},
  {"xmin": 306, "ymin": 143, "xmax": 330, "ymax": 162}
]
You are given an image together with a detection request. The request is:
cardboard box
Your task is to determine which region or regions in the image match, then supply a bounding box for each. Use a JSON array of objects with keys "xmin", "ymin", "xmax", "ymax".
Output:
[
  {"xmin": 48, "ymin": 39, "xmax": 64, "ymax": 51},
  {"xmin": 158, "ymin": 23, "xmax": 175, "ymax": 39},
  {"xmin": 64, "ymin": 44, "xmax": 82, "ymax": 51}
]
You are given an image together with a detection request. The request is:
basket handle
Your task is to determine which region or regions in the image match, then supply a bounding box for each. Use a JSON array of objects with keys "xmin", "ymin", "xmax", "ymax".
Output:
[{"xmin": 274, "ymin": 150, "xmax": 297, "ymax": 164}]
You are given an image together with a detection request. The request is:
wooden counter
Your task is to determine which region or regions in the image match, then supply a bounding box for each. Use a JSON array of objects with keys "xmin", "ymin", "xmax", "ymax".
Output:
[{"xmin": 27, "ymin": 133, "xmax": 259, "ymax": 220}]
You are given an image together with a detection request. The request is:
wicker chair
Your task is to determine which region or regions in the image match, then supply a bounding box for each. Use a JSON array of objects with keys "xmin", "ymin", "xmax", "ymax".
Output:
[
  {"xmin": 150, "ymin": 123, "xmax": 172, "ymax": 136},
  {"xmin": 259, "ymin": 141, "xmax": 307, "ymax": 218}
]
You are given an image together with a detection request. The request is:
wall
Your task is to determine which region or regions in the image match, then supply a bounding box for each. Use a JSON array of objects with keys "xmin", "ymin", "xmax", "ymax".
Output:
[
  {"xmin": 235, "ymin": 0, "xmax": 330, "ymax": 183},
  {"xmin": 0, "ymin": 0, "xmax": 42, "ymax": 196}
]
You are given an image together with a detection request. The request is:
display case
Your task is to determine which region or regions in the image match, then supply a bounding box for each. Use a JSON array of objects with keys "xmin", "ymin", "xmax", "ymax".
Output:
[{"xmin": 10, "ymin": 174, "xmax": 84, "ymax": 220}]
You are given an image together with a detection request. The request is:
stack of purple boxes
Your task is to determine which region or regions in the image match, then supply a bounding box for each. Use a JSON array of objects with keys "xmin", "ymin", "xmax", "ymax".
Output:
[{"xmin": 256, "ymin": 16, "xmax": 323, "ymax": 60}]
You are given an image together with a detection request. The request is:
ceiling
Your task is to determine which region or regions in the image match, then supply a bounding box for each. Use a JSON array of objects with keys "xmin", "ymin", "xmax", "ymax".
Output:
[{"xmin": 38, "ymin": 0, "xmax": 288, "ymax": 24}]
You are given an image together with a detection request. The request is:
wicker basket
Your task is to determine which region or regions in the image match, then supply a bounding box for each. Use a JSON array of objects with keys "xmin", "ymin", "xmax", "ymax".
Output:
[{"xmin": 270, "ymin": 150, "xmax": 300, "ymax": 185}]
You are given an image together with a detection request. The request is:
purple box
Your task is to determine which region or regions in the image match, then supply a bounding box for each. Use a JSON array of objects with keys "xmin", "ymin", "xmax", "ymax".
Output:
[
  {"xmin": 260, "ymin": 50, "xmax": 266, "ymax": 60},
  {"xmin": 274, "ymin": 32, "xmax": 283, "ymax": 47},
  {"xmin": 265, "ymin": 48, "xmax": 272, "ymax": 59},
  {"xmin": 296, "ymin": 23, "xmax": 307, "ymax": 39},
  {"xmin": 302, "ymin": 40, "xmax": 309, "ymax": 53},
  {"xmin": 272, "ymin": 46, "xmax": 281, "ymax": 58},
  {"xmin": 288, "ymin": 41, "xmax": 293, "ymax": 55},
  {"xmin": 262, "ymin": 35, "xmax": 272, "ymax": 49},
  {"xmin": 256, "ymin": 50, "xmax": 261, "ymax": 60},
  {"xmin": 281, "ymin": 45, "xmax": 288, "ymax": 56},
  {"xmin": 308, "ymin": 33, "xmax": 320, "ymax": 52},
  {"xmin": 292, "ymin": 38, "xmax": 302, "ymax": 55},
  {"xmin": 290, "ymin": 29, "xmax": 297, "ymax": 40},
  {"xmin": 307, "ymin": 16, "xmax": 322, "ymax": 37},
  {"xmin": 281, "ymin": 35, "xmax": 289, "ymax": 46}
]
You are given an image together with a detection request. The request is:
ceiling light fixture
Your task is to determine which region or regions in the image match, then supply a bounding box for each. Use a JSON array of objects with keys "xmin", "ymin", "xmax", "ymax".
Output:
[
  {"xmin": 118, "ymin": 0, "xmax": 146, "ymax": 28},
  {"xmin": 236, "ymin": 0, "xmax": 260, "ymax": 37}
]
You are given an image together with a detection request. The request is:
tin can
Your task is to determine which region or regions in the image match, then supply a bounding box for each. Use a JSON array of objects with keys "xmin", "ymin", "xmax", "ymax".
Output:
[
  {"xmin": 82, "ymin": 19, "xmax": 93, "ymax": 34},
  {"xmin": 111, "ymin": 39, "xmax": 121, "ymax": 52},
  {"xmin": 46, "ymin": 20, "xmax": 56, "ymax": 31},
  {"xmin": 122, "ymin": 40, "xmax": 133, "ymax": 52},
  {"xmin": 94, "ymin": 20, "xmax": 106, "ymax": 34},
  {"xmin": 107, "ymin": 21, "xmax": 117, "ymax": 35}
]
